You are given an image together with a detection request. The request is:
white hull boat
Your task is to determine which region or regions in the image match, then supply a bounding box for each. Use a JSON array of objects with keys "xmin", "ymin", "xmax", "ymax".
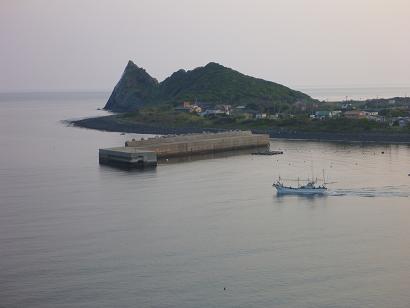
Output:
[
  {"xmin": 274, "ymin": 185, "xmax": 327, "ymax": 195},
  {"xmin": 273, "ymin": 180, "xmax": 328, "ymax": 195}
]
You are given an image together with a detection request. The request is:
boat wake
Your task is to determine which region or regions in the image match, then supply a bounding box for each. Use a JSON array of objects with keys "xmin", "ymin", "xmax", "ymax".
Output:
[{"xmin": 329, "ymin": 186, "xmax": 410, "ymax": 198}]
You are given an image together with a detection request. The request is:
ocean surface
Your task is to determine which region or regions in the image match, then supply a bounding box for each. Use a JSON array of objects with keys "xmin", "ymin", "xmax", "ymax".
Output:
[
  {"xmin": 1, "ymin": 91, "xmax": 410, "ymax": 307},
  {"xmin": 299, "ymin": 86, "xmax": 410, "ymax": 101}
]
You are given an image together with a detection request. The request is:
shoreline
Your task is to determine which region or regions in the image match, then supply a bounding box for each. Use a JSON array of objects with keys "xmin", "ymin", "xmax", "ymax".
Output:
[{"xmin": 69, "ymin": 115, "xmax": 410, "ymax": 144}]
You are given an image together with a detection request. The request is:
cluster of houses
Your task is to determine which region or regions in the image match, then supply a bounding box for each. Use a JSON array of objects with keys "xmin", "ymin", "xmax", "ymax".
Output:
[
  {"xmin": 311, "ymin": 110, "xmax": 410, "ymax": 127},
  {"xmin": 175, "ymin": 101, "xmax": 271, "ymax": 119},
  {"xmin": 311, "ymin": 110, "xmax": 378, "ymax": 120},
  {"xmin": 175, "ymin": 101, "xmax": 410, "ymax": 127}
]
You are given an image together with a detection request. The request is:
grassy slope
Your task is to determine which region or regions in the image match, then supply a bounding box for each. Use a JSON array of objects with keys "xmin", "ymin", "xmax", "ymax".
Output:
[
  {"xmin": 105, "ymin": 61, "xmax": 316, "ymax": 112},
  {"xmin": 158, "ymin": 63, "xmax": 312, "ymax": 106}
]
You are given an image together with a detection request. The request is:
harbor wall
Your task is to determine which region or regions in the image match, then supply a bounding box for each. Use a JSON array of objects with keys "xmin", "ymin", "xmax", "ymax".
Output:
[
  {"xmin": 99, "ymin": 148, "xmax": 157, "ymax": 168},
  {"xmin": 125, "ymin": 131, "xmax": 270, "ymax": 158}
]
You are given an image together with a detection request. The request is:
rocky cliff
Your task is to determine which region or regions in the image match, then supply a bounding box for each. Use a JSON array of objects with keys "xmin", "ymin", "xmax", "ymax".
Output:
[
  {"xmin": 105, "ymin": 61, "xmax": 159, "ymax": 112},
  {"xmin": 104, "ymin": 61, "xmax": 314, "ymax": 112}
]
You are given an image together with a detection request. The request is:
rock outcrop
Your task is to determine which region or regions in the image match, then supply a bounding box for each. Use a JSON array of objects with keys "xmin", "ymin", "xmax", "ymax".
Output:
[
  {"xmin": 104, "ymin": 61, "xmax": 315, "ymax": 112},
  {"xmin": 104, "ymin": 61, "xmax": 159, "ymax": 112}
]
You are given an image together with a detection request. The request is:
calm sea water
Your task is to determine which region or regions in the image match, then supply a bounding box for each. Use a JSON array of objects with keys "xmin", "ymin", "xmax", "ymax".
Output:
[
  {"xmin": 300, "ymin": 86, "xmax": 410, "ymax": 101},
  {"xmin": 1, "ymin": 92, "xmax": 410, "ymax": 307}
]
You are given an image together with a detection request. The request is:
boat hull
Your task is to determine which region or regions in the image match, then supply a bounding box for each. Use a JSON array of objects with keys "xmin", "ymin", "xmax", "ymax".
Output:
[{"xmin": 274, "ymin": 186, "xmax": 327, "ymax": 195}]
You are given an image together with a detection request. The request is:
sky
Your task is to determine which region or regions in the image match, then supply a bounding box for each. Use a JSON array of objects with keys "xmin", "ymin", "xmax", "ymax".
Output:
[{"xmin": 1, "ymin": 0, "xmax": 409, "ymax": 92}]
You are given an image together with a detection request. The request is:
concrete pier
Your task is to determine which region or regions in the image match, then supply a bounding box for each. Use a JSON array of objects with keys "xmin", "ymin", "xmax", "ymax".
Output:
[
  {"xmin": 99, "ymin": 148, "xmax": 157, "ymax": 168},
  {"xmin": 99, "ymin": 131, "xmax": 270, "ymax": 167},
  {"xmin": 125, "ymin": 131, "xmax": 270, "ymax": 158}
]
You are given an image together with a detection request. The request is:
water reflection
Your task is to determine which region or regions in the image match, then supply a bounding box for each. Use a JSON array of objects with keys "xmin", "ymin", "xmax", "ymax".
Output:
[{"xmin": 99, "ymin": 163, "xmax": 158, "ymax": 173}]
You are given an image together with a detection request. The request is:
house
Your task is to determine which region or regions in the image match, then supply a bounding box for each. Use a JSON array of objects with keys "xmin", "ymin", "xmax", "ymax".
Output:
[
  {"xmin": 176, "ymin": 101, "xmax": 202, "ymax": 113},
  {"xmin": 314, "ymin": 111, "xmax": 332, "ymax": 120},
  {"xmin": 364, "ymin": 111, "xmax": 379, "ymax": 121},
  {"xmin": 344, "ymin": 110, "xmax": 366, "ymax": 119},
  {"xmin": 199, "ymin": 109, "xmax": 225, "ymax": 117},
  {"xmin": 268, "ymin": 113, "xmax": 280, "ymax": 120},
  {"xmin": 398, "ymin": 119, "xmax": 409, "ymax": 128},
  {"xmin": 392, "ymin": 117, "xmax": 410, "ymax": 128},
  {"xmin": 332, "ymin": 110, "xmax": 342, "ymax": 117},
  {"xmin": 190, "ymin": 105, "xmax": 202, "ymax": 113},
  {"xmin": 255, "ymin": 113, "xmax": 267, "ymax": 119},
  {"xmin": 341, "ymin": 103, "xmax": 354, "ymax": 110},
  {"xmin": 367, "ymin": 115, "xmax": 385, "ymax": 122},
  {"xmin": 216, "ymin": 104, "xmax": 232, "ymax": 115}
]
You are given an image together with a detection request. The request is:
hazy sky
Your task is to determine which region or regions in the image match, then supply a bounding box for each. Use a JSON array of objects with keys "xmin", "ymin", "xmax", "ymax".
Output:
[{"xmin": 1, "ymin": 0, "xmax": 409, "ymax": 92}]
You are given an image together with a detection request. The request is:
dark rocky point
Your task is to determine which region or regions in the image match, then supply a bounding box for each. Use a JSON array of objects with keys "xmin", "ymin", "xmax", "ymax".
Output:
[{"xmin": 105, "ymin": 61, "xmax": 159, "ymax": 112}]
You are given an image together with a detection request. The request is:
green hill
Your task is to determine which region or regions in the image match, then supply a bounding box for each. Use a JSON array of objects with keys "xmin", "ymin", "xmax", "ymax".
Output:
[{"xmin": 105, "ymin": 61, "xmax": 315, "ymax": 112}]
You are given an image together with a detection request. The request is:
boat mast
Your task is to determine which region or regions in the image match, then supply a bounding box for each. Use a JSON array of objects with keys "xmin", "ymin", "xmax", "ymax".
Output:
[{"xmin": 311, "ymin": 161, "xmax": 314, "ymax": 183}]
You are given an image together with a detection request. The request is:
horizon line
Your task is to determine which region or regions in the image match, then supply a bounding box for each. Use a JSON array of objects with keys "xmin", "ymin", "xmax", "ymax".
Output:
[{"xmin": 1, "ymin": 84, "xmax": 410, "ymax": 95}]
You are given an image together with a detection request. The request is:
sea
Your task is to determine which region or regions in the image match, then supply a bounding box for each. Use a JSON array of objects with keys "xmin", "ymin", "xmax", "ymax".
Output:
[
  {"xmin": 300, "ymin": 86, "xmax": 410, "ymax": 101},
  {"xmin": 1, "ymin": 88, "xmax": 410, "ymax": 307}
]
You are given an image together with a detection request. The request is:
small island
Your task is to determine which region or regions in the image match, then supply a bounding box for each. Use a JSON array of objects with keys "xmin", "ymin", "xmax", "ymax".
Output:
[{"xmin": 73, "ymin": 61, "xmax": 410, "ymax": 143}]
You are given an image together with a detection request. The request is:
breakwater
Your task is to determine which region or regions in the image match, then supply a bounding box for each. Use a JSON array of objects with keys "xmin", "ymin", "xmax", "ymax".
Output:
[
  {"xmin": 99, "ymin": 131, "xmax": 270, "ymax": 167},
  {"xmin": 126, "ymin": 131, "xmax": 270, "ymax": 157}
]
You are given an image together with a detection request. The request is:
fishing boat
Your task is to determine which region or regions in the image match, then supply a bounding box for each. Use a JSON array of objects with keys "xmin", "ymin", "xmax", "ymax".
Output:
[
  {"xmin": 272, "ymin": 169, "xmax": 331, "ymax": 195},
  {"xmin": 273, "ymin": 179, "xmax": 327, "ymax": 195}
]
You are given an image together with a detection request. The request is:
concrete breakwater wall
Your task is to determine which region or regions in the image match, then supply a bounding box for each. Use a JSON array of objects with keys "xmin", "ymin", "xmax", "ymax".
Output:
[
  {"xmin": 99, "ymin": 131, "xmax": 270, "ymax": 168},
  {"xmin": 99, "ymin": 148, "xmax": 157, "ymax": 168},
  {"xmin": 125, "ymin": 131, "xmax": 270, "ymax": 158}
]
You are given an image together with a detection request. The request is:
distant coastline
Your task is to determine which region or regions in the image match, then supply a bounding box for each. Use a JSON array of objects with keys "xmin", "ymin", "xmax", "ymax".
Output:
[
  {"xmin": 70, "ymin": 115, "xmax": 410, "ymax": 144},
  {"xmin": 300, "ymin": 86, "xmax": 410, "ymax": 102},
  {"xmin": 1, "ymin": 86, "xmax": 408, "ymax": 102}
]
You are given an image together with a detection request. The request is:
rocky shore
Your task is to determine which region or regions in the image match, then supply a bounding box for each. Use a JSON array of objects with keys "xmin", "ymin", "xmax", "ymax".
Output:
[{"xmin": 70, "ymin": 115, "xmax": 410, "ymax": 144}]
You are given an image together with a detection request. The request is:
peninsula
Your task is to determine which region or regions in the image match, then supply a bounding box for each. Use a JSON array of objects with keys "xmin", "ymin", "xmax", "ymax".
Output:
[{"xmin": 72, "ymin": 61, "xmax": 410, "ymax": 143}]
